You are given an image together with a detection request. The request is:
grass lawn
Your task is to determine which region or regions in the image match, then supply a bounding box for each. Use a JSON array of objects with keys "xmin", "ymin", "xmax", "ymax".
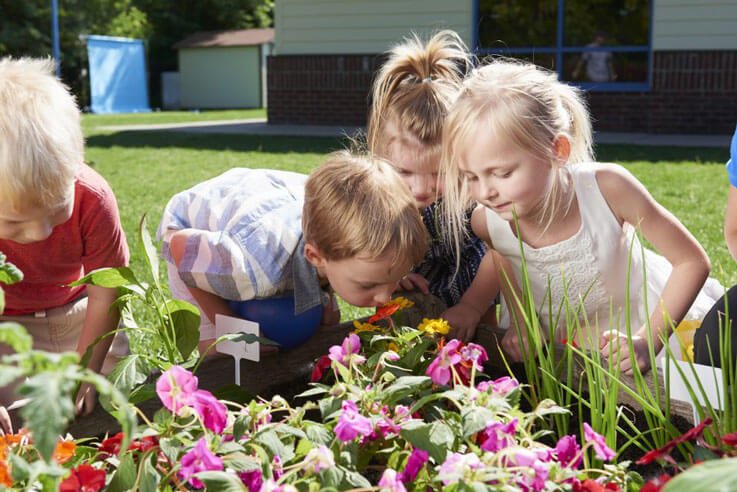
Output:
[{"xmin": 82, "ymin": 112, "xmax": 734, "ymax": 324}]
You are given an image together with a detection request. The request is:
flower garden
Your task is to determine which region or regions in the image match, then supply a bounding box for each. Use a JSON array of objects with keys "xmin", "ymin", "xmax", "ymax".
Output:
[{"xmin": 2, "ymin": 226, "xmax": 737, "ymax": 491}]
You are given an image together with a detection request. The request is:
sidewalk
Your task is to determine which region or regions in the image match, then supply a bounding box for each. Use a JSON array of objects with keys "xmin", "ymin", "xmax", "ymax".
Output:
[{"xmin": 98, "ymin": 118, "xmax": 732, "ymax": 148}]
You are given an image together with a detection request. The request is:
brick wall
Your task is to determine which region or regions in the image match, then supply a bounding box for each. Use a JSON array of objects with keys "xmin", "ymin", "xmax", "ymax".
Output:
[{"xmin": 268, "ymin": 51, "xmax": 737, "ymax": 134}]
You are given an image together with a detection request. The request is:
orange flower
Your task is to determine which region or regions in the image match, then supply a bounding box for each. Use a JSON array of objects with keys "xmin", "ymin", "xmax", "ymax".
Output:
[
  {"xmin": 0, "ymin": 461, "xmax": 10, "ymax": 487},
  {"xmin": 367, "ymin": 296, "xmax": 414, "ymax": 323},
  {"xmin": 53, "ymin": 440, "xmax": 77, "ymax": 464}
]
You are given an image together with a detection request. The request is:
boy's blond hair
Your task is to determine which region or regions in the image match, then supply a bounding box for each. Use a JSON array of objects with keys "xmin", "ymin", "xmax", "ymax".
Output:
[
  {"xmin": 367, "ymin": 30, "xmax": 471, "ymax": 164},
  {"xmin": 303, "ymin": 150, "xmax": 427, "ymax": 265},
  {"xmin": 0, "ymin": 57, "xmax": 82, "ymax": 210}
]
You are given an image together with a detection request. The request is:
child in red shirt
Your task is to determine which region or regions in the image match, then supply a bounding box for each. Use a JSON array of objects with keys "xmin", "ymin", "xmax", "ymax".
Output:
[{"xmin": 0, "ymin": 57, "xmax": 129, "ymax": 428}]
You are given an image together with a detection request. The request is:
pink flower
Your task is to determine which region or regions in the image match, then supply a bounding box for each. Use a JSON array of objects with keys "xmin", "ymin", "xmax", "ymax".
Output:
[
  {"xmin": 238, "ymin": 468, "xmax": 263, "ymax": 492},
  {"xmin": 555, "ymin": 435, "xmax": 582, "ymax": 468},
  {"xmin": 437, "ymin": 452, "xmax": 483, "ymax": 485},
  {"xmin": 398, "ymin": 447, "xmax": 429, "ymax": 483},
  {"xmin": 178, "ymin": 438, "xmax": 223, "ymax": 489},
  {"xmin": 334, "ymin": 399, "xmax": 373, "ymax": 442},
  {"xmin": 302, "ymin": 445, "xmax": 335, "ymax": 473},
  {"xmin": 379, "ymin": 469, "xmax": 407, "ymax": 492},
  {"xmin": 156, "ymin": 365, "xmax": 198, "ymax": 413},
  {"xmin": 583, "ymin": 423, "xmax": 615, "ymax": 462},
  {"xmin": 328, "ymin": 333, "xmax": 365, "ymax": 366},
  {"xmin": 191, "ymin": 390, "xmax": 228, "ymax": 434},
  {"xmin": 426, "ymin": 339, "xmax": 463, "ymax": 386},
  {"xmin": 478, "ymin": 418, "xmax": 518, "ymax": 452},
  {"xmin": 509, "ymin": 449, "xmax": 552, "ymax": 492}
]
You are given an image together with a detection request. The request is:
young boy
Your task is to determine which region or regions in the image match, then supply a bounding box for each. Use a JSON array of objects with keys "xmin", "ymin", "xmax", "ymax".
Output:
[
  {"xmin": 0, "ymin": 58, "xmax": 129, "ymax": 419},
  {"xmin": 158, "ymin": 150, "xmax": 428, "ymax": 351}
]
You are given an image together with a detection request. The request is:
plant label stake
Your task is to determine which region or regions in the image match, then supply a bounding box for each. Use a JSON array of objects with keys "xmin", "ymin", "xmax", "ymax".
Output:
[
  {"xmin": 660, "ymin": 358, "xmax": 723, "ymax": 424},
  {"xmin": 215, "ymin": 314, "xmax": 260, "ymax": 385}
]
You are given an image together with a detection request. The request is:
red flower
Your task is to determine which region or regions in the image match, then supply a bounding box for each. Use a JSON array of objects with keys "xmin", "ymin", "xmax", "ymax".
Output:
[
  {"xmin": 722, "ymin": 430, "xmax": 737, "ymax": 447},
  {"xmin": 636, "ymin": 418, "xmax": 712, "ymax": 465},
  {"xmin": 368, "ymin": 303, "xmax": 400, "ymax": 323},
  {"xmin": 130, "ymin": 435, "xmax": 159, "ymax": 453},
  {"xmin": 98, "ymin": 433, "xmax": 123, "ymax": 456},
  {"xmin": 59, "ymin": 465, "xmax": 106, "ymax": 492},
  {"xmin": 310, "ymin": 355, "xmax": 332, "ymax": 382},
  {"xmin": 641, "ymin": 474, "xmax": 672, "ymax": 492},
  {"xmin": 572, "ymin": 479, "xmax": 620, "ymax": 492}
]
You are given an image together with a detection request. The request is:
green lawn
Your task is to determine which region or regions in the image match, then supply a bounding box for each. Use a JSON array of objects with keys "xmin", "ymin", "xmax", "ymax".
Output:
[{"xmin": 82, "ymin": 113, "xmax": 734, "ymax": 324}]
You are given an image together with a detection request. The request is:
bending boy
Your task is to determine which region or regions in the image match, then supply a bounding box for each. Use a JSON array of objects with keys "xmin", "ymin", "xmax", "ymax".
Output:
[{"xmin": 158, "ymin": 151, "xmax": 428, "ymax": 352}]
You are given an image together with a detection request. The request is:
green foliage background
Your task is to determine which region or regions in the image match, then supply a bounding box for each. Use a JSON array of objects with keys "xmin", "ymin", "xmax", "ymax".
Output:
[{"xmin": 0, "ymin": 0, "xmax": 274, "ymax": 107}]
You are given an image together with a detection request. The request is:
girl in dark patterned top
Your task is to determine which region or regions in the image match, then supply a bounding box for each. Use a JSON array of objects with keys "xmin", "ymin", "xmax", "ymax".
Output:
[{"xmin": 367, "ymin": 30, "xmax": 500, "ymax": 341}]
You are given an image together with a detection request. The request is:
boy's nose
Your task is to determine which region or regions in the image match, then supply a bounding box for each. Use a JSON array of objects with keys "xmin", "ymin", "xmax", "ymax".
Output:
[{"xmin": 373, "ymin": 288, "xmax": 392, "ymax": 306}]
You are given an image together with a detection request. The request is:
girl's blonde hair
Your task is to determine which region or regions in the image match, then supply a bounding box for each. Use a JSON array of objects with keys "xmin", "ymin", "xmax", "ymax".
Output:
[
  {"xmin": 441, "ymin": 58, "xmax": 594, "ymax": 252},
  {"xmin": 367, "ymin": 30, "xmax": 471, "ymax": 163},
  {"xmin": 303, "ymin": 150, "xmax": 427, "ymax": 265},
  {"xmin": 0, "ymin": 57, "xmax": 82, "ymax": 210}
]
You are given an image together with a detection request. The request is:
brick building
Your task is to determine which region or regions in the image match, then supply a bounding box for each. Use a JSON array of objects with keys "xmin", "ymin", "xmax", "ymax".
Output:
[{"xmin": 267, "ymin": 0, "xmax": 737, "ymax": 134}]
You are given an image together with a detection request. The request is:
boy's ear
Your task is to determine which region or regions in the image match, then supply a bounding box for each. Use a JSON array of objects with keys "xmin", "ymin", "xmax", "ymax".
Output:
[
  {"xmin": 303, "ymin": 242, "xmax": 327, "ymax": 268},
  {"xmin": 553, "ymin": 135, "xmax": 571, "ymax": 165}
]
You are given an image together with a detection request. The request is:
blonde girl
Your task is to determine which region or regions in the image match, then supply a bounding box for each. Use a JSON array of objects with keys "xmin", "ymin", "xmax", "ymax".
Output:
[
  {"xmin": 441, "ymin": 59, "xmax": 723, "ymax": 373},
  {"xmin": 367, "ymin": 30, "xmax": 499, "ymax": 341}
]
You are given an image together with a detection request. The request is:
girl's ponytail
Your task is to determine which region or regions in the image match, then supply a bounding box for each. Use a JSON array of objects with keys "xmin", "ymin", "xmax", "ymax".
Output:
[{"xmin": 367, "ymin": 30, "xmax": 472, "ymax": 155}]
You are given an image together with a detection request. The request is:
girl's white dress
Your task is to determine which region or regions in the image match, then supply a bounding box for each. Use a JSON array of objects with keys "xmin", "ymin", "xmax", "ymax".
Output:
[{"xmin": 486, "ymin": 163, "xmax": 723, "ymax": 349}]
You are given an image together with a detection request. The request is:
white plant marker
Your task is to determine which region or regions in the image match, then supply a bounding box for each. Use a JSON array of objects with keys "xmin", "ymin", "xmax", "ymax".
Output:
[
  {"xmin": 215, "ymin": 314, "xmax": 260, "ymax": 386},
  {"xmin": 659, "ymin": 357, "xmax": 723, "ymax": 424}
]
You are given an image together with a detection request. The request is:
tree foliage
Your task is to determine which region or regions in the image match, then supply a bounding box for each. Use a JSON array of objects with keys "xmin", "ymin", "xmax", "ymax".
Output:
[{"xmin": 0, "ymin": 0, "xmax": 274, "ymax": 107}]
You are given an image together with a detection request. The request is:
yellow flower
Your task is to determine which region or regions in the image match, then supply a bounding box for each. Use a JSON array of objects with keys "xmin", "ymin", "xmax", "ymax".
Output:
[
  {"xmin": 387, "ymin": 342, "xmax": 400, "ymax": 353},
  {"xmin": 353, "ymin": 320, "xmax": 380, "ymax": 334},
  {"xmin": 386, "ymin": 296, "xmax": 414, "ymax": 310},
  {"xmin": 418, "ymin": 318, "xmax": 450, "ymax": 336}
]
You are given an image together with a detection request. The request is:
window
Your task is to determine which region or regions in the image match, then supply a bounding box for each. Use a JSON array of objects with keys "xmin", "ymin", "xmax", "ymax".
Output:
[{"xmin": 474, "ymin": 0, "xmax": 652, "ymax": 91}]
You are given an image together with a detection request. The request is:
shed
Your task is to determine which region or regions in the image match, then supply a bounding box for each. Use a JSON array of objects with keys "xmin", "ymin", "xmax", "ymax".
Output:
[{"xmin": 173, "ymin": 28, "xmax": 274, "ymax": 109}]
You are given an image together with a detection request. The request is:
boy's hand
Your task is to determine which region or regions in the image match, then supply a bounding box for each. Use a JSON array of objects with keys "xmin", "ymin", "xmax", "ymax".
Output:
[
  {"xmin": 500, "ymin": 327, "xmax": 530, "ymax": 363},
  {"xmin": 442, "ymin": 302, "xmax": 482, "ymax": 342},
  {"xmin": 75, "ymin": 383, "xmax": 97, "ymax": 417},
  {"xmin": 599, "ymin": 330, "xmax": 651, "ymax": 375},
  {"xmin": 398, "ymin": 273, "xmax": 430, "ymax": 294}
]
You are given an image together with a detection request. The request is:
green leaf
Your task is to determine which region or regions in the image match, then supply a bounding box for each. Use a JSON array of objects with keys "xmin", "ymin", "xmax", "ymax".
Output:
[
  {"xmin": 163, "ymin": 299, "xmax": 200, "ymax": 359},
  {"xmin": 8, "ymin": 453, "xmax": 31, "ymax": 481},
  {"xmin": 18, "ymin": 371, "xmax": 77, "ymax": 462},
  {"xmin": 664, "ymin": 457, "xmax": 737, "ymax": 492},
  {"xmin": 461, "ymin": 407, "xmax": 497, "ymax": 437},
  {"xmin": 0, "ymin": 255, "xmax": 23, "ymax": 285},
  {"xmin": 196, "ymin": 471, "xmax": 246, "ymax": 490},
  {"xmin": 305, "ymin": 423, "xmax": 333, "ymax": 446},
  {"xmin": 107, "ymin": 452, "xmax": 137, "ymax": 492},
  {"xmin": 222, "ymin": 452, "xmax": 261, "ymax": 473},
  {"xmin": 384, "ymin": 375, "xmax": 432, "ymax": 403},
  {"xmin": 255, "ymin": 429, "xmax": 295, "ymax": 463},
  {"xmin": 400, "ymin": 420, "xmax": 455, "ymax": 463},
  {"xmin": 129, "ymin": 383, "xmax": 157, "ymax": 405},
  {"xmin": 0, "ymin": 322, "xmax": 32, "ymax": 353},
  {"xmin": 108, "ymin": 354, "xmax": 148, "ymax": 396},
  {"xmin": 139, "ymin": 215, "xmax": 161, "ymax": 290},
  {"xmin": 139, "ymin": 453, "xmax": 161, "ymax": 492},
  {"xmin": 71, "ymin": 266, "xmax": 139, "ymax": 289}
]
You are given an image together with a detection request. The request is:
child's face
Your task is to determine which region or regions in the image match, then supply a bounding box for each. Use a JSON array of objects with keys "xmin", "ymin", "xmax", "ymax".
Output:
[
  {"xmin": 0, "ymin": 199, "xmax": 73, "ymax": 244},
  {"xmin": 386, "ymin": 141, "xmax": 441, "ymax": 209},
  {"xmin": 305, "ymin": 245, "xmax": 411, "ymax": 307},
  {"xmin": 459, "ymin": 127, "xmax": 555, "ymax": 222}
]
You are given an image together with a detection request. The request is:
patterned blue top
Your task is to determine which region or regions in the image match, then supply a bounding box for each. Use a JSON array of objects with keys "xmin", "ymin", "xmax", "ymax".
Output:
[
  {"xmin": 157, "ymin": 168, "xmax": 323, "ymax": 314},
  {"xmin": 413, "ymin": 200, "xmax": 488, "ymax": 306}
]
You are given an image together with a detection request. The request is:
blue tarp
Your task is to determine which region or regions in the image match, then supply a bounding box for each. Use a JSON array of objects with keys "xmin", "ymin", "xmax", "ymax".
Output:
[{"xmin": 87, "ymin": 35, "xmax": 150, "ymax": 114}]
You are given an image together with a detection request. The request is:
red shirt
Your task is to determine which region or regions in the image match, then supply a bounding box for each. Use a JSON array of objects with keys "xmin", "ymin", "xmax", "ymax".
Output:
[{"xmin": 1, "ymin": 164, "xmax": 129, "ymax": 315}]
